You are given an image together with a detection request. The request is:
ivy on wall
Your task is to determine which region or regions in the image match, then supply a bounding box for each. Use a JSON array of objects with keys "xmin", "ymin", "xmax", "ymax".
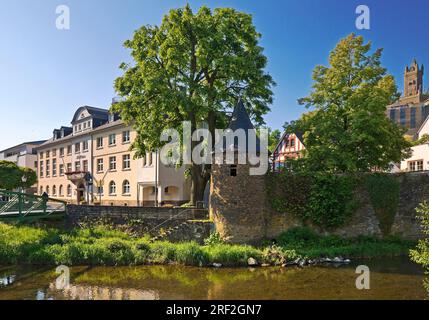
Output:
[
  {"xmin": 266, "ymin": 172, "xmax": 358, "ymax": 231},
  {"xmin": 267, "ymin": 171, "xmax": 401, "ymax": 235},
  {"xmin": 364, "ymin": 174, "xmax": 400, "ymax": 236}
]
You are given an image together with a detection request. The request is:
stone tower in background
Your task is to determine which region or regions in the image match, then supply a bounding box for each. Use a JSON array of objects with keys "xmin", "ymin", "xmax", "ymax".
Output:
[
  {"xmin": 403, "ymin": 59, "xmax": 424, "ymax": 104},
  {"xmin": 209, "ymin": 100, "xmax": 267, "ymax": 244}
]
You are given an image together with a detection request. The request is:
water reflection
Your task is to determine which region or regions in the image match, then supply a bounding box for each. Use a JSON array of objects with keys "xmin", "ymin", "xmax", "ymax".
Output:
[{"xmin": 0, "ymin": 258, "xmax": 427, "ymax": 300}]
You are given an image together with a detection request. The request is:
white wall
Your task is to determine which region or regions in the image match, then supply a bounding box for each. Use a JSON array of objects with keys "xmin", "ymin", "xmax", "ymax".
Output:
[{"xmin": 400, "ymin": 144, "xmax": 429, "ymax": 171}]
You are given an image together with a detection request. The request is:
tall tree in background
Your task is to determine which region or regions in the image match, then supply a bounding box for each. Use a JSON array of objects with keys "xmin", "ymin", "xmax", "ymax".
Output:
[
  {"xmin": 287, "ymin": 34, "xmax": 410, "ymax": 173},
  {"xmin": 113, "ymin": 5, "xmax": 274, "ymax": 203},
  {"xmin": 0, "ymin": 161, "xmax": 37, "ymax": 191}
]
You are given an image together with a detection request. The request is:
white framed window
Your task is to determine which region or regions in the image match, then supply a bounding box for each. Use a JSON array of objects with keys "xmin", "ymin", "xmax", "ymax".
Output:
[
  {"xmin": 59, "ymin": 164, "xmax": 64, "ymax": 176},
  {"xmin": 97, "ymin": 159, "xmax": 104, "ymax": 172},
  {"xmin": 83, "ymin": 140, "xmax": 89, "ymax": 152},
  {"xmin": 122, "ymin": 131, "xmax": 130, "ymax": 144},
  {"xmin": 52, "ymin": 159, "xmax": 57, "ymax": 177},
  {"xmin": 109, "ymin": 156, "xmax": 116, "ymax": 171},
  {"xmin": 67, "ymin": 185, "xmax": 72, "ymax": 197},
  {"xmin": 97, "ymin": 137, "xmax": 103, "ymax": 149},
  {"xmin": 123, "ymin": 154, "xmax": 131, "ymax": 170},
  {"xmin": 109, "ymin": 134, "xmax": 116, "ymax": 146},
  {"xmin": 59, "ymin": 185, "xmax": 63, "ymax": 197},
  {"xmin": 75, "ymin": 161, "xmax": 81, "ymax": 172},
  {"xmin": 109, "ymin": 181, "xmax": 116, "ymax": 195},
  {"xmin": 122, "ymin": 180, "xmax": 130, "ymax": 195},
  {"xmin": 75, "ymin": 142, "xmax": 81, "ymax": 153}
]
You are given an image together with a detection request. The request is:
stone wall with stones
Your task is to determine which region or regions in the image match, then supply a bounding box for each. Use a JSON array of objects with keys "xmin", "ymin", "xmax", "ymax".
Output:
[
  {"xmin": 211, "ymin": 168, "xmax": 428, "ymax": 244},
  {"xmin": 65, "ymin": 205, "xmax": 210, "ymax": 242}
]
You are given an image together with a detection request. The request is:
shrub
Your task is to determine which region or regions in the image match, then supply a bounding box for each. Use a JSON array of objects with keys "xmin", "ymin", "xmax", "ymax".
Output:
[
  {"xmin": 410, "ymin": 202, "xmax": 429, "ymax": 292},
  {"xmin": 204, "ymin": 232, "xmax": 225, "ymax": 246}
]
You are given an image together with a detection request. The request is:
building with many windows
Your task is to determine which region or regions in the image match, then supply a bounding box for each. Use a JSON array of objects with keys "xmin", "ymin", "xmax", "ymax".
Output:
[
  {"xmin": 386, "ymin": 59, "xmax": 429, "ymax": 138},
  {"xmin": 0, "ymin": 140, "xmax": 46, "ymax": 193},
  {"xmin": 36, "ymin": 106, "xmax": 190, "ymax": 206}
]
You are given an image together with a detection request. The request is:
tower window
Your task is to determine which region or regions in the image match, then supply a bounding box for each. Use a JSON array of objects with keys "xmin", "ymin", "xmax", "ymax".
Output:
[{"xmin": 230, "ymin": 165, "xmax": 237, "ymax": 177}]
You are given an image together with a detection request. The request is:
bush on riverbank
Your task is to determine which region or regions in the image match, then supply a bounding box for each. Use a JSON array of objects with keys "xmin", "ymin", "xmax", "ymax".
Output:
[
  {"xmin": 0, "ymin": 223, "xmax": 415, "ymax": 267},
  {"xmin": 276, "ymin": 227, "xmax": 415, "ymax": 259},
  {"xmin": 410, "ymin": 202, "xmax": 429, "ymax": 292}
]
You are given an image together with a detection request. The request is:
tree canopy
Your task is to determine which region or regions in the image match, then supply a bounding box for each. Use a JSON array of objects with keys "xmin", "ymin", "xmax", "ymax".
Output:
[
  {"xmin": 286, "ymin": 34, "xmax": 411, "ymax": 173},
  {"xmin": 0, "ymin": 161, "xmax": 37, "ymax": 191},
  {"xmin": 113, "ymin": 5, "xmax": 275, "ymax": 202}
]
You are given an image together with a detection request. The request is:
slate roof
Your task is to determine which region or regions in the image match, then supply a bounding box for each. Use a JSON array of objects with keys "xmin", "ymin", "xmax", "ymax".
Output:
[{"xmin": 223, "ymin": 100, "xmax": 261, "ymax": 153}]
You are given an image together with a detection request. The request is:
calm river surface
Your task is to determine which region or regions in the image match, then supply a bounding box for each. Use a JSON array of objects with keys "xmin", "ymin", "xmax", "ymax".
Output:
[{"xmin": 0, "ymin": 257, "xmax": 427, "ymax": 300}]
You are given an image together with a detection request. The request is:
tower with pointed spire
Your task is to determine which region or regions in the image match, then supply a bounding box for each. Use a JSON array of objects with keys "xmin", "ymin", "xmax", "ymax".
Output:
[
  {"xmin": 209, "ymin": 100, "xmax": 268, "ymax": 244},
  {"xmin": 403, "ymin": 59, "xmax": 424, "ymax": 102}
]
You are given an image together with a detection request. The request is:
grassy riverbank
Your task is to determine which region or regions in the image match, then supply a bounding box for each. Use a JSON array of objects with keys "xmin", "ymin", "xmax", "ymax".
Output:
[{"xmin": 0, "ymin": 223, "xmax": 415, "ymax": 267}]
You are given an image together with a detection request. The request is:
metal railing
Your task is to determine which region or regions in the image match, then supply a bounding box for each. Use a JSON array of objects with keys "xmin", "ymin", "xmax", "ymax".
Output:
[{"xmin": 0, "ymin": 190, "xmax": 67, "ymax": 221}]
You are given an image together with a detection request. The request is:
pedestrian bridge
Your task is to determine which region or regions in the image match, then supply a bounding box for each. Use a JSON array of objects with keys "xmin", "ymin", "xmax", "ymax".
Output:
[{"xmin": 0, "ymin": 190, "xmax": 66, "ymax": 222}]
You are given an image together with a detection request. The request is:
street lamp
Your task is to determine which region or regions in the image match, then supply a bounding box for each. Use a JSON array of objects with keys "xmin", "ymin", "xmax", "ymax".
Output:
[{"xmin": 21, "ymin": 175, "xmax": 27, "ymax": 194}]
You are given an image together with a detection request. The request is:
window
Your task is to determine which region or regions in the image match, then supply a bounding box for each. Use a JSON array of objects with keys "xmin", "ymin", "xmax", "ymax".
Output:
[
  {"xmin": 83, "ymin": 122, "xmax": 87, "ymax": 129},
  {"xmin": 109, "ymin": 134, "xmax": 116, "ymax": 146},
  {"xmin": 46, "ymin": 150, "xmax": 50, "ymax": 158},
  {"xmin": 410, "ymin": 107, "xmax": 417, "ymax": 129},
  {"xmin": 230, "ymin": 165, "xmax": 237, "ymax": 177},
  {"xmin": 59, "ymin": 185, "xmax": 63, "ymax": 197},
  {"xmin": 122, "ymin": 180, "xmax": 130, "ymax": 195},
  {"xmin": 67, "ymin": 185, "xmax": 72, "ymax": 197},
  {"xmin": 75, "ymin": 161, "xmax": 81, "ymax": 172},
  {"xmin": 408, "ymin": 160, "xmax": 424, "ymax": 172},
  {"xmin": 52, "ymin": 159, "xmax": 57, "ymax": 177},
  {"xmin": 52, "ymin": 149, "xmax": 57, "ymax": 157},
  {"xmin": 59, "ymin": 164, "xmax": 64, "ymax": 176},
  {"xmin": 67, "ymin": 163, "xmax": 72, "ymax": 173},
  {"xmin": 59, "ymin": 148, "xmax": 64, "ymax": 157},
  {"xmin": 40, "ymin": 152, "xmax": 44, "ymax": 159},
  {"xmin": 122, "ymin": 131, "xmax": 130, "ymax": 144},
  {"xmin": 52, "ymin": 185, "xmax": 57, "ymax": 196},
  {"xmin": 83, "ymin": 140, "xmax": 89, "ymax": 152},
  {"xmin": 40, "ymin": 161, "xmax": 44, "ymax": 178},
  {"xmin": 97, "ymin": 186, "xmax": 104, "ymax": 195},
  {"xmin": 109, "ymin": 156, "xmax": 116, "ymax": 171},
  {"xmin": 96, "ymin": 137, "xmax": 103, "ymax": 149},
  {"xmin": 46, "ymin": 160, "xmax": 50, "ymax": 177},
  {"xmin": 83, "ymin": 160, "xmax": 88, "ymax": 172},
  {"xmin": 75, "ymin": 142, "xmax": 81, "ymax": 153},
  {"xmin": 123, "ymin": 154, "xmax": 131, "ymax": 170},
  {"xmin": 40, "ymin": 186, "xmax": 43, "ymax": 195},
  {"xmin": 389, "ymin": 109, "xmax": 396, "ymax": 121},
  {"xmin": 97, "ymin": 159, "xmax": 104, "ymax": 172},
  {"xmin": 109, "ymin": 181, "xmax": 116, "ymax": 195},
  {"xmin": 67, "ymin": 145, "xmax": 72, "ymax": 155},
  {"xmin": 400, "ymin": 107, "xmax": 407, "ymax": 127},
  {"xmin": 290, "ymin": 139, "xmax": 295, "ymax": 147},
  {"xmin": 46, "ymin": 186, "xmax": 50, "ymax": 195}
]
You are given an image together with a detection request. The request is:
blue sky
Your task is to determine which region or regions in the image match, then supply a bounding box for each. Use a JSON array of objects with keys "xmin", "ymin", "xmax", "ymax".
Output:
[{"xmin": 1, "ymin": 0, "xmax": 429, "ymax": 150}]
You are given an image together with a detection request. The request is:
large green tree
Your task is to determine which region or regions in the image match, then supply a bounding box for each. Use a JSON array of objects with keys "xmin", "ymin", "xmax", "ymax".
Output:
[
  {"xmin": 0, "ymin": 161, "xmax": 37, "ymax": 191},
  {"xmin": 287, "ymin": 34, "xmax": 410, "ymax": 173},
  {"xmin": 113, "ymin": 5, "xmax": 274, "ymax": 203}
]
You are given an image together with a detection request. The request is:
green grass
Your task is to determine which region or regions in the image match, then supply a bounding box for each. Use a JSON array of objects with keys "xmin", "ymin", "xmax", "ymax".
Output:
[
  {"xmin": 0, "ymin": 223, "xmax": 416, "ymax": 267},
  {"xmin": 276, "ymin": 227, "xmax": 416, "ymax": 259}
]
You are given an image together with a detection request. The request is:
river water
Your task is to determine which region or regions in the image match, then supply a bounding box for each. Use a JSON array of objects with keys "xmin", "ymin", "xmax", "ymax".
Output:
[{"xmin": 0, "ymin": 257, "xmax": 427, "ymax": 300}]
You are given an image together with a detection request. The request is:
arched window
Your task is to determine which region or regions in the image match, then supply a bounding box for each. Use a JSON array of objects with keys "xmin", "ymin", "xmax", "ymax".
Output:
[
  {"xmin": 59, "ymin": 185, "xmax": 63, "ymax": 197},
  {"xmin": 67, "ymin": 185, "xmax": 72, "ymax": 197},
  {"xmin": 123, "ymin": 180, "xmax": 130, "ymax": 195},
  {"xmin": 109, "ymin": 181, "xmax": 116, "ymax": 195},
  {"xmin": 46, "ymin": 186, "xmax": 50, "ymax": 195},
  {"xmin": 40, "ymin": 186, "xmax": 43, "ymax": 195},
  {"xmin": 52, "ymin": 185, "xmax": 57, "ymax": 196}
]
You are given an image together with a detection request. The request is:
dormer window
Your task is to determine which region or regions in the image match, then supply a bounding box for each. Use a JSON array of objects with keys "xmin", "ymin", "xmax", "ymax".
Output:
[
  {"xmin": 230, "ymin": 165, "xmax": 237, "ymax": 177},
  {"xmin": 109, "ymin": 114, "xmax": 115, "ymax": 123}
]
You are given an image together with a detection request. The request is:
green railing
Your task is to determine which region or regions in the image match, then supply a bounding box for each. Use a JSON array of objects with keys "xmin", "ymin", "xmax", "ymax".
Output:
[{"xmin": 0, "ymin": 190, "xmax": 67, "ymax": 221}]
